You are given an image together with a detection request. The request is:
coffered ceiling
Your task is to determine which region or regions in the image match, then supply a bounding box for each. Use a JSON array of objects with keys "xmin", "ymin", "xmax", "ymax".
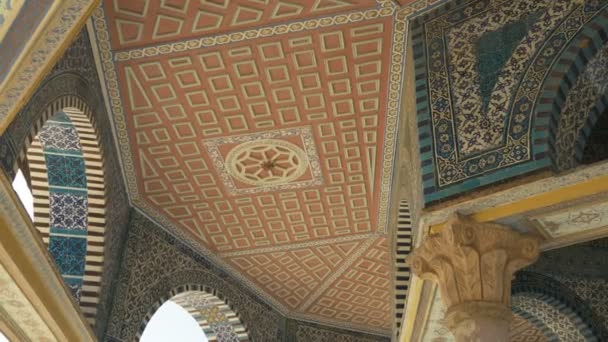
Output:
[{"xmin": 90, "ymin": 0, "xmax": 429, "ymax": 335}]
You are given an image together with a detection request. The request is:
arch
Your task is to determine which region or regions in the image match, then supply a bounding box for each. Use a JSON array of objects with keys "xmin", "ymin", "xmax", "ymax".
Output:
[
  {"xmin": 17, "ymin": 95, "xmax": 107, "ymax": 326},
  {"xmin": 137, "ymin": 284, "xmax": 249, "ymax": 342},
  {"xmin": 512, "ymin": 294, "xmax": 589, "ymax": 341},
  {"xmin": 513, "ymin": 272, "xmax": 608, "ymax": 341},
  {"xmin": 511, "ymin": 307, "xmax": 559, "ymax": 342},
  {"xmin": 553, "ymin": 42, "xmax": 608, "ymax": 170},
  {"xmin": 531, "ymin": 6, "xmax": 608, "ymax": 171}
]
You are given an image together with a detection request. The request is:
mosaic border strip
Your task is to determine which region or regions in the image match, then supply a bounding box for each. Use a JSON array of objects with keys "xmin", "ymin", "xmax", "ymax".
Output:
[{"xmin": 113, "ymin": 7, "xmax": 397, "ymax": 61}]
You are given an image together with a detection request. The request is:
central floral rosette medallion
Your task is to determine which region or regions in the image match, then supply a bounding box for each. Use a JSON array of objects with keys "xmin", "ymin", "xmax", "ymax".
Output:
[{"xmin": 225, "ymin": 139, "xmax": 308, "ymax": 186}]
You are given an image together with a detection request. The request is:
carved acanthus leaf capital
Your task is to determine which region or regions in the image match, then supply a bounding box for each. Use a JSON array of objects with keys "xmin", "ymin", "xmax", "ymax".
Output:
[{"xmin": 409, "ymin": 213, "xmax": 539, "ymax": 308}]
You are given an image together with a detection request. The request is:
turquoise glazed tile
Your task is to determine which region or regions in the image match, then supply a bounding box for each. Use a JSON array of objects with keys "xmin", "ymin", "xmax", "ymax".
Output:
[
  {"xmin": 49, "ymin": 236, "xmax": 87, "ymax": 276},
  {"xmin": 44, "ymin": 154, "xmax": 87, "ymax": 188}
]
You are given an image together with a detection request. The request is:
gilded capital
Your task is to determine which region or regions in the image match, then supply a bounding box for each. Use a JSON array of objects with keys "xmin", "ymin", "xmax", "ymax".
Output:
[{"xmin": 409, "ymin": 214, "xmax": 539, "ymax": 308}]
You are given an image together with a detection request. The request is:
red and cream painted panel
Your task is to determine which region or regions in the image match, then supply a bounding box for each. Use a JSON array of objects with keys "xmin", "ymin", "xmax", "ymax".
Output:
[
  {"xmin": 105, "ymin": 0, "xmax": 379, "ymax": 49},
  {"xmin": 118, "ymin": 18, "xmax": 392, "ymax": 252}
]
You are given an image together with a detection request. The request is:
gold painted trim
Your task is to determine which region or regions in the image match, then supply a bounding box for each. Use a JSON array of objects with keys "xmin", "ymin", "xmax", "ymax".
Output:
[
  {"xmin": 399, "ymin": 275, "xmax": 422, "ymax": 342},
  {"xmin": 0, "ymin": 313, "xmax": 27, "ymax": 342},
  {"xmin": 429, "ymin": 174, "xmax": 608, "ymax": 234},
  {"xmin": 0, "ymin": 0, "xmax": 100, "ymax": 134},
  {"xmin": 0, "ymin": 171, "xmax": 95, "ymax": 341}
]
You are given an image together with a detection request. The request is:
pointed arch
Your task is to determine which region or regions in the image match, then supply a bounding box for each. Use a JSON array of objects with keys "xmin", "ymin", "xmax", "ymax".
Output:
[
  {"xmin": 17, "ymin": 95, "xmax": 107, "ymax": 326},
  {"xmin": 138, "ymin": 284, "xmax": 249, "ymax": 342},
  {"xmin": 531, "ymin": 6, "xmax": 608, "ymax": 171}
]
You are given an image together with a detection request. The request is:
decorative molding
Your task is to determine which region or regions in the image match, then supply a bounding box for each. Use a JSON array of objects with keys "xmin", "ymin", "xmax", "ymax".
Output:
[
  {"xmin": 0, "ymin": 262, "xmax": 56, "ymax": 341},
  {"xmin": 410, "ymin": 214, "xmax": 539, "ymax": 340},
  {"xmin": 411, "ymin": 214, "xmax": 539, "ymax": 307},
  {"xmin": 0, "ymin": 0, "xmax": 99, "ymax": 134},
  {"xmin": 422, "ymin": 160, "xmax": 608, "ymax": 230},
  {"xmin": 0, "ymin": 169, "xmax": 95, "ymax": 341}
]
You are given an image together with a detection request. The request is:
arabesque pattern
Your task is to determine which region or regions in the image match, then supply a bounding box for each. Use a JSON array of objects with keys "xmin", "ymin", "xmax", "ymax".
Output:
[{"xmin": 412, "ymin": 0, "xmax": 608, "ymax": 203}]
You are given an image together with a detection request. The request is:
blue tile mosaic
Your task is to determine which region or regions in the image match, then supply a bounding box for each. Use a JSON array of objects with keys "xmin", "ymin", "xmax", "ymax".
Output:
[
  {"xmin": 411, "ymin": 0, "xmax": 608, "ymax": 204},
  {"xmin": 64, "ymin": 277, "xmax": 83, "ymax": 302},
  {"xmin": 45, "ymin": 154, "xmax": 87, "ymax": 188},
  {"xmin": 49, "ymin": 236, "xmax": 87, "ymax": 276},
  {"xmin": 49, "ymin": 192, "xmax": 88, "ymax": 231},
  {"xmin": 39, "ymin": 122, "xmax": 81, "ymax": 152}
]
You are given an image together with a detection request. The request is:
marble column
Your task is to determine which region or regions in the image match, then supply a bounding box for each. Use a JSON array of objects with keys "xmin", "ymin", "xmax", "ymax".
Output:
[{"xmin": 409, "ymin": 214, "xmax": 539, "ymax": 342}]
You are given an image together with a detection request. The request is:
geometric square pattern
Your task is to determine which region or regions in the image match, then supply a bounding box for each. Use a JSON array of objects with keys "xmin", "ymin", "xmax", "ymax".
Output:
[
  {"xmin": 104, "ymin": 0, "xmax": 378, "ymax": 50},
  {"xmin": 94, "ymin": 0, "xmax": 412, "ymax": 333},
  {"xmin": 226, "ymin": 240, "xmax": 362, "ymax": 310},
  {"xmin": 306, "ymin": 237, "xmax": 391, "ymax": 329},
  {"xmin": 118, "ymin": 17, "xmax": 393, "ymax": 254}
]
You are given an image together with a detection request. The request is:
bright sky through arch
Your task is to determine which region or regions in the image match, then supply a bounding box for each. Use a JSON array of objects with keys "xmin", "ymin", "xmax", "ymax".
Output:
[{"xmin": 140, "ymin": 300, "xmax": 208, "ymax": 342}]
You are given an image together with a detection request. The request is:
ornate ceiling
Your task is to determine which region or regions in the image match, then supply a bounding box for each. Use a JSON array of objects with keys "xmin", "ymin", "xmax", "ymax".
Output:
[{"xmin": 89, "ymin": 0, "xmax": 436, "ymax": 335}]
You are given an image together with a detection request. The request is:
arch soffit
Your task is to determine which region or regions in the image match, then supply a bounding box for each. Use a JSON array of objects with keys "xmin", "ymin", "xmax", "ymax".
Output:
[
  {"xmin": 513, "ymin": 272, "xmax": 608, "ymax": 340},
  {"xmin": 137, "ymin": 284, "xmax": 249, "ymax": 342},
  {"xmin": 532, "ymin": 6, "xmax": 608, "ymax": 170},
  {"xmin": 7, "ymin": 76, "xmax": 109, "ymax": 326},
  {"xmin": 1, "ymin": 73, "xmax": 102, "ymax": 179}
]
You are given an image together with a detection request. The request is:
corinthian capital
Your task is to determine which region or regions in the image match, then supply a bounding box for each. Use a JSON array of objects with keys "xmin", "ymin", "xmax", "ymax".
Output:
[{"xmin": 409, "ymin": 213, "xmax": 539, "ymax": 308}]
